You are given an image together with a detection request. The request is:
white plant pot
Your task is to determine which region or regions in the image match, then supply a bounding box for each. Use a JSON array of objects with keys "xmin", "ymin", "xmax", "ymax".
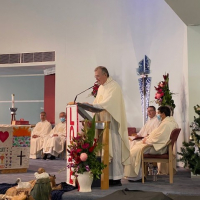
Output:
[{"xmin": 77, "ymin": 172, "xmax": 93, "ymax": 192}]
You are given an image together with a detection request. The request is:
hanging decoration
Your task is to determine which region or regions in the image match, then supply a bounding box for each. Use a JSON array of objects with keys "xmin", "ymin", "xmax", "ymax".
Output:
[{"xmin": 136, "ymin": 55, "xmax": 151, "ymax": 125}]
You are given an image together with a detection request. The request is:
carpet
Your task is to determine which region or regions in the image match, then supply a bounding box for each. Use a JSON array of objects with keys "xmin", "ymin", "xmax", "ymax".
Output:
[
  {"xmin": 98, "ymin": 189, "xmax": 171, "ymax": 200},
  {"xmin": 51, "ymin": 182, "xmax": 76, "ymax": 200},
  {"xmin": 97, "ymin": 188, "xmax": 200, "ymax": 200},
  {"xmin": 0, "ymin": 182, "xmax": 76, "ymax": 200},
  {"xmin": 167, "ymin": 194, "xmax": 200, "ymax": 200}
]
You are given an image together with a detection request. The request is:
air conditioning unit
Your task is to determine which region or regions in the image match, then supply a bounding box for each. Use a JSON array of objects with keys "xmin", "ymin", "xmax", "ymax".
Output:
[{"xmin": 44, "ymin": 67, "xmax": 55, "ymax": 75}]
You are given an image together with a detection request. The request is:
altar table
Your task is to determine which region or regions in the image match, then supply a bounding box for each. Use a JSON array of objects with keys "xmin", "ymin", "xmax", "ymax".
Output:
[{"xmin": 0, "ymin": 125, "xmax": 31, "ymax": 173}]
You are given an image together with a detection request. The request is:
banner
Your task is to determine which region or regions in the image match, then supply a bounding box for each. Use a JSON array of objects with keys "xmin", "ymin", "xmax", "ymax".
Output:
[
  {"xmin": 137, "ymin": 55, "xmax": 151, "ymax": 125},
  {"xmin": 66, "ymin": 105, "xmax": 79, "ymax": 185}
]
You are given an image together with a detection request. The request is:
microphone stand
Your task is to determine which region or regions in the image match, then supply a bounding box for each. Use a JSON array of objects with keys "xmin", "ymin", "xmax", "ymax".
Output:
[{"xmin": 74, "ymin": 85, "xmax": 94, "ymax": 103}]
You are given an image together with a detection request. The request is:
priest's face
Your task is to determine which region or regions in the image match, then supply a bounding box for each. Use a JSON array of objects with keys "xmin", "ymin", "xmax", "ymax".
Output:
[
  {"xmin": 157, "ymin": 110, "xmax": 165, "ymax": 121},
  {"xmin": 147, "ymin": 107, "xmax": 156, "ymax": 119},
  {"xmin": 94, "ymin": 69, "xmax": 108, "ymax": 85},
  {"xmin": 59, "ymin": 112, "xmax": 66, "ymax": 122},
  {"xmin": 40, "ymin": 113, "xmax": 46, "ymax": 121}
]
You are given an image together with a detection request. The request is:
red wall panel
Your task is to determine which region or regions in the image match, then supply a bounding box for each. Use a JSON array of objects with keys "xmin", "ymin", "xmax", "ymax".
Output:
[{"xmin": 44, "ymin": 74, "xmax": 55, "ymax": 124}]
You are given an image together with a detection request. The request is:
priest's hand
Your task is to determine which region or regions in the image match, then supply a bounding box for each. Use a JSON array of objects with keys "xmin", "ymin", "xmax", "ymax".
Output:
[
  {"xmin": 134, "ymin": 135, "xmax": 139, "ymax": 138},
  {"xmin": 53, "ymin": 134, "xmax": 58, "ymax": 137},
  {"xmin": 142, "ymin": 138, "xmax": 147, "ymax": 144}
]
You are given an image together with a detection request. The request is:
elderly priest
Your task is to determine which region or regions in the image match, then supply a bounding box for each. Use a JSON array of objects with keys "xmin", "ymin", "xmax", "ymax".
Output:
[
  {"xmin": 129, "ymin": 106, "xmax": 160, "ymax": 149},
  {"xmin": 124, "ymin": 106, "xmax": 178, "ymax": 181},
  {"xmin": 30, "ymin": 112, "xmax": 52, "ymax": 159},
  {"xmin": 43, "ymin": 112, "xmax": 66, "ymax": 160},
  {"xmin": 92, "ymin": 66, "xmax": 130, "ymax": 186}
]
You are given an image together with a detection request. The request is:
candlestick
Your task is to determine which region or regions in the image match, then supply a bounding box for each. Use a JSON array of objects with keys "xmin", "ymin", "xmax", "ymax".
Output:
[
  {"xmin": 9, "ymin": 107, "xmax": 18, "ymax": 124},
  {"xmin": 11, "ymin": 94, "xmax": 15, "ymax": 108}
]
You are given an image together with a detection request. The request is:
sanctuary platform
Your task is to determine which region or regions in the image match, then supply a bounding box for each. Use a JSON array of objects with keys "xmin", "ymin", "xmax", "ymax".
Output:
[{"xmin": 0, "ymin": 159, "xmax": 200, "ymax": 200}]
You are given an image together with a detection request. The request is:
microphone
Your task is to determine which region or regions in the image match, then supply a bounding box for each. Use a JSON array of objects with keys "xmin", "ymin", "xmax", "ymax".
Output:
[{"xmin": 74, "ymin": 85, "xmax": 94, "ymax": 103}]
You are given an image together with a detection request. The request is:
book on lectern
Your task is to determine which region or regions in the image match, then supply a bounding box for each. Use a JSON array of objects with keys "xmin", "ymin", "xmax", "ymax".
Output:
[{"xmin": 77, "ymin": 103, "xmax": 104, "ymax": 120}]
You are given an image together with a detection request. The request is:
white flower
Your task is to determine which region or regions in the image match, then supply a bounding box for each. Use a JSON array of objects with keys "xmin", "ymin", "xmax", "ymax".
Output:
[
  {"xmin": 194, "ymin": 146, "xmax": 200, "ymax": 154},
  {"xmin": 191, "ymin": 122, "xmax": 200, "ymax": 131}
]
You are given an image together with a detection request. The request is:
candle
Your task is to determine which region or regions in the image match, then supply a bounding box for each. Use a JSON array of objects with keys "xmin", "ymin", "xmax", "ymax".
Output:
[{"xmin": 11, "ymin": 94, "xmax": 15, "ymax": 108}]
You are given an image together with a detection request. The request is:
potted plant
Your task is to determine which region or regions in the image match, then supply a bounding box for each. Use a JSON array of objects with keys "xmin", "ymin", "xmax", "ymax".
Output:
[
  {"xmin": 67, "ymin": 117, "xmax": 106, "ymax": 192},
  {"xmin": 154, "ymin": 73, "xmax": 176, "ymax": 115}
]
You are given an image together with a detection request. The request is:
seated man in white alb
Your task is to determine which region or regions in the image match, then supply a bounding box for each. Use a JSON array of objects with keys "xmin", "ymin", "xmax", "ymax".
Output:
[
  {"xmin": 124, "ymin": 106, "xmax": 178, "ymax": 182},
  {"xmin": 43, "ymin": 112, "xmax": 66, "ymax": 160},
  {"xmin": 129, "ymin": 106, "xmax": 160, "ymax": 149},
  {"xmin": 30, "ymin": 112, "xmax": 52, "ymax": 159}
]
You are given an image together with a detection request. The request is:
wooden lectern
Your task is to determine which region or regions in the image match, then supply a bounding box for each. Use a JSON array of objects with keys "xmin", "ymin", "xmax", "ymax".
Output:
[
  {"xmin": 66, "ymin": 103, "xmax": 110, "ymax": 190},
  {"xmin": 95, "ymin": 121, "xmax": 110, "ymax": 190}
]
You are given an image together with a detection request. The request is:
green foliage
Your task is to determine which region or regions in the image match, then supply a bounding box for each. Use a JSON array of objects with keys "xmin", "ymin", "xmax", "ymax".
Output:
[
  {"xmin": 89, "ymin": 154, "xmax": 106, "ymax": 180},
  {"xmin": 67, "ymin": 116, "xmax": 107, "ymax": 180},
  {"xmin": 178, "ymin": 105, "xmax": 200, "ymax": 175},
  {"xmin": 194, "ymin": 105, "xmax": 200, "ymax": 116},
  {"xmin": 160, "ymin": 91, "xmax": 175, "ymax": 109},
  {"xmin": 155, "ymin": 73, "xmax": 176, "ymax": 109},
  {"xmin": 194, "ymin": 116, "xmax": 200, "ymax": 128}
]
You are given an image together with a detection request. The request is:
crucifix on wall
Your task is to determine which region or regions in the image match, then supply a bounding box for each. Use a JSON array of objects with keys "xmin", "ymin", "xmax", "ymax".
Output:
[{"xmin": 17, "ymin": 151, "xmax": 25, "ymax": 166}]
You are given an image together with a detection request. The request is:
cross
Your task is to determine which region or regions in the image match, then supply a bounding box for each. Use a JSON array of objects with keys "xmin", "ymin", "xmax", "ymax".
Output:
[{"xmin": 17, "ymin": 151, "xmax": 25, "ymax": 166}]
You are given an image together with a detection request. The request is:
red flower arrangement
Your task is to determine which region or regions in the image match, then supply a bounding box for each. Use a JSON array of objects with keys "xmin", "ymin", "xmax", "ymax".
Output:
[
  {"xmin": 91, "ymin": 82, "xmax": 100, "ymax": 98},
  {"xmin": 154, "ymin": 73, "xmax": 176, "ymax": 109},
  {"xmin": 67, "ymin": 117, "xmax": 106, "ymax": 180}
]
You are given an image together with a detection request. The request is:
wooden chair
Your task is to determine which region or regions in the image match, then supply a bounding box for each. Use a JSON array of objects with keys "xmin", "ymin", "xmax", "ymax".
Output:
[
  {"xmin": 128, "ymin": 127, "xmax": 137, "ymax": 136},
  {"xmin": 141, "ymin": 128, "xmax": 181, "ymax": 184}
]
